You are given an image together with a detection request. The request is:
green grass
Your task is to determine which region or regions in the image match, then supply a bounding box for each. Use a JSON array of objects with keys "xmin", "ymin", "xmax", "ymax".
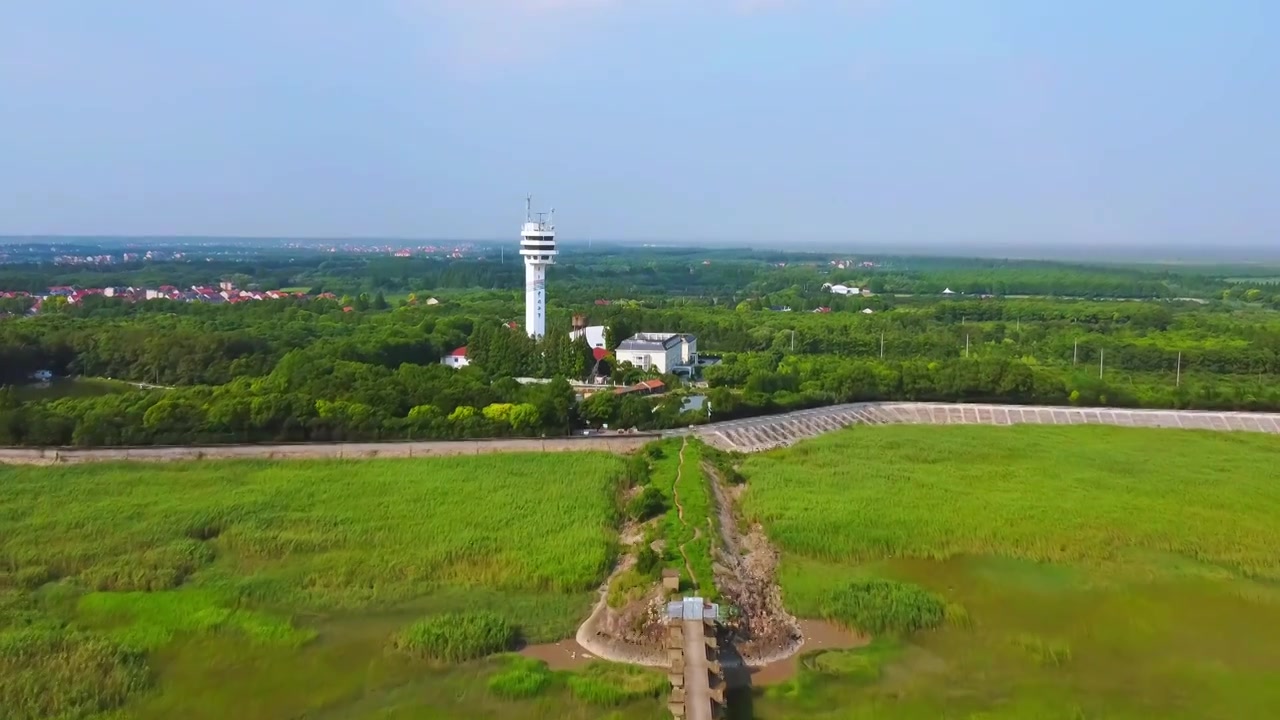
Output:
[
  {"xmin": 741, "ymin": 424, "xmax": 1280, "ymax": 719},
  {"xmin": 392, "ymin": 611, "xmax": 515, "ymax": 663},
  {"xmin": 565, "ymin": 661, "xmax": 669, "ymax": 707},
  {"xmin": 650, "ymin": 439, "xmax": 719, "ymax": 600},
  {"xmin": 0, "ymin": 452, "xmax": 657, "ymax": 720},
  {"xmin": 742, "ymin": 425, "xmax": 1280, "ymax": 578},
  {"xmin": 488, "ymin": 654, "xmax": 556, "ymax": 699},
  {"xmin": 0, "ymin": 627, "xmax": 149, "ymax": 720},
  {"xmin": 818, "ymin": 580, "xmax": 945, "ymax": 636}
]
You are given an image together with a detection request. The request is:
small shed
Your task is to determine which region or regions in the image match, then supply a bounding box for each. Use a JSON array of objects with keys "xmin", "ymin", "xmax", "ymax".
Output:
[{"xmin": 661, "ymin": 568, "xmax": 681, "ymax": 591}]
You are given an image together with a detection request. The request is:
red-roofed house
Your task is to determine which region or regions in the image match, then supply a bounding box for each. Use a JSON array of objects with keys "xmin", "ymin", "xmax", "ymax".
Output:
[
  {"xmin": 441, "ymin": 346, "xmax": 471, "ymax": 369},
  {"xmin": 614, "ymin": 379, "xmax": 665, "ymax": 396}
]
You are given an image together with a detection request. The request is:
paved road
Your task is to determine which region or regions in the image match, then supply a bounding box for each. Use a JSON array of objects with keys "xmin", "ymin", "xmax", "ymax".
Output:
[{"xmin": 682, "ymin": 619, "xmax": 712, "ymax": 720}]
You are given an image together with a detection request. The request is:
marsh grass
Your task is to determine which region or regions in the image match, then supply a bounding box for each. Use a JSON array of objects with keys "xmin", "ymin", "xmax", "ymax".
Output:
[
  {"xmin": 819, "ymin": 580, "xmax": 945, "ymax": 636},
  {"xmin": 3, "ymin": 453, "xmax": 626, "ymax": 611},
  {"xmin": 1010, "ymin": 633, "xmax": 1072, "ymax": 667},
  {"xmin": 0, "ymin": 627, "xmax": 149, "ymax": 720},
  {"xmin": 744, "ymin": 425, "xmax": 1280, "ymax": 719},
  {"xmin": 392, "ymin": 611, "xmax": 516, "ymax": 663},
  {"xmin": 77, "ymin": 588, "xmax": 311, "ymax": 652},
  {"xmin": 565, "ymin": 661, "xmax": 668, "ymax": 707},
  {"xmin": 742, "ymin": 425, "xmax": 1280, "ymax": 578},
  {"xmin": 0, "ymin": 452, "xmax": 631, "ymax": 718},
  {"xmin": 487, "ymin": 654, "xmax": 555, "ymax": 699}
]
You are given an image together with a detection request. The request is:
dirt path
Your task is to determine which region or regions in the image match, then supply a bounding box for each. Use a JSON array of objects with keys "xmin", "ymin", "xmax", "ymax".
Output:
[{"xmin": 671, "ymin": 437, "xmax": 701, "ymax": 591}]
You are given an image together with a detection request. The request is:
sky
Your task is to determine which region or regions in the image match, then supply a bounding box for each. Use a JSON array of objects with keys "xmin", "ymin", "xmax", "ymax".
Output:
[{"xmin": 1, "ymin": 0, "xmax": 1277, "ymax": 251}]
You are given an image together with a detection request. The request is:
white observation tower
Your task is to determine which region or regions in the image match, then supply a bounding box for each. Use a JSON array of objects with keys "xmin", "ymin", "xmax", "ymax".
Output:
[{"xmin": 520, "ymin": 195, "xmax": 557, "ymax": 338}]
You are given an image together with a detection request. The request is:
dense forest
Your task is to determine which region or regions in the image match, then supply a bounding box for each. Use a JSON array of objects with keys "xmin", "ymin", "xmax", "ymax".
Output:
[{"xmin": 2, "ymin": 247, "xmax": 1279, "ymax": 446}]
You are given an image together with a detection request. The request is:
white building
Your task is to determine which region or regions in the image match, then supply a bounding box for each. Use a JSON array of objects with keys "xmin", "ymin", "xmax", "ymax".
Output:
[
  {"xmin": 569, "ymin": 324, "xmax": 607, "ymax": 349},
  {"xmin": 441, "ymin": 346, "xmax": 470, "ymax": 369},
  {"xmin": 822, "ymin": 283, "xmax": 860, "ymax": 296},
  {"xmin": 520, "ymin": 196, "xmax": 557, "ymax": 339},
  {"xmin": 615, "ymin": 333, "xmax": 697, "ymax": 374}
]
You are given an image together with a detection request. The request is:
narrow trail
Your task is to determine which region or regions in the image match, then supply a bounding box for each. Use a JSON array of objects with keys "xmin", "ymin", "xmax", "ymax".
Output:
[{"xmin": 671, "ymin": 437, "xmax": 701, "ymax": 590}]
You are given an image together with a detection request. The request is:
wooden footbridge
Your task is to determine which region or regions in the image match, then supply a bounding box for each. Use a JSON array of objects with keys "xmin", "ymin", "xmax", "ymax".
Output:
[{"xmin": 666, "ymin": 597, "xmax": 725, "ymax": 720}]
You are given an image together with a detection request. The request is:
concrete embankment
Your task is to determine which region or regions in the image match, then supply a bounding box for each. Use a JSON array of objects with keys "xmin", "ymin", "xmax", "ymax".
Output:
[{"xmin": 0, "ymin": 435, "xmax": 656, "ymax": 465}]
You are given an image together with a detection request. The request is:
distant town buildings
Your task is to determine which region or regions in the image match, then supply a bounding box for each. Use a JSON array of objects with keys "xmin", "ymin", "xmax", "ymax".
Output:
[{"xmin": 0, "ymin": 283, "xmax": 320, "ymax": 316}]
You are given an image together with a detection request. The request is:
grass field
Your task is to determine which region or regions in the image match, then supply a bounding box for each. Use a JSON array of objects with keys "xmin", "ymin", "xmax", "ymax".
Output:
[
  {"xmin": 738, "ymin": 425, "xmax": 1280, "ymax": 719},
  {"xmin": 0, "ymin": 453, "xmax": 671, "ymax": 720}
]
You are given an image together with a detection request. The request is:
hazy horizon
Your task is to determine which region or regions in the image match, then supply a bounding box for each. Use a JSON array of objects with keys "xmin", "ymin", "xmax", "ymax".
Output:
[{"xmin": 2, "ymin": 1, "xmax": 1277, "ymax": 247}]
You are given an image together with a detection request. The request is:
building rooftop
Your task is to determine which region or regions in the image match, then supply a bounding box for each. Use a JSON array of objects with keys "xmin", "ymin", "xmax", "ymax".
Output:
[{"xmin": 617, "ymin": 332, "xmax": 695, "ymax": 352}]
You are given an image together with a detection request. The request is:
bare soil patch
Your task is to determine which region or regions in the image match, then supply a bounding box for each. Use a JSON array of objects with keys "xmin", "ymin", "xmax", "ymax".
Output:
[{"xmin": 706, "ymin": 460, "xmax": 805, "ymax": 665}]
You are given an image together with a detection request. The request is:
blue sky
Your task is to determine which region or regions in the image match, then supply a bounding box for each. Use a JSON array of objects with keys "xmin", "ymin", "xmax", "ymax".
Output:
[{"xmin": 1, "ymin": 1, "xmax": 1277, "ymax": 249}]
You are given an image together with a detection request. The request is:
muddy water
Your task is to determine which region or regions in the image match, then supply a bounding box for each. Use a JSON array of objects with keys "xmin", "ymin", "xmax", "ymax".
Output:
[
  {"xmin": 518, "ymin": 638, "xmax": 598, "ymax": 670},
  {"xmin": 748, "ymin": 619, "xmax": 867, "ymax": 685}
]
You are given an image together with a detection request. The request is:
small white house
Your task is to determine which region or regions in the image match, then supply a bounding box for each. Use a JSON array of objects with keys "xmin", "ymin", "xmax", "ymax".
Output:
[
  {"xmin": 441, "ymin": 346, "xmax": 470, "ymax": 369},
  {"xmin": 615, "ymin": 333, "xmax": 697, "ymax": 374},
  {"xmin": 942, "ymin": 288, "xmax": 956, "ymax": 295},
  {"xmin": 822, "ymin": 283, "xmax": 860, "ymax": 296},
  {"xmin": 861, "ymin": 308, "xmax": 875, "ymax": 314}
]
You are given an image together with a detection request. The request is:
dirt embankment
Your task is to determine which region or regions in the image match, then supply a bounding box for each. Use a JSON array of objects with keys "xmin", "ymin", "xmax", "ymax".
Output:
[
  {"xmin": 705, "ymin": 461, "xmax": 804, "ymax": 666},
  {"xmin": 573, "ymin": 551, "xmax": 669, "ymax": 667},
  {"xmin": 543, "ymin": 439, "xmax": 807, "ymax": 671}
]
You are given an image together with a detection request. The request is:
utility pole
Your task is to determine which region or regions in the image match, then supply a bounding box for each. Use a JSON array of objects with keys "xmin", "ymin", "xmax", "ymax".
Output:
[
  {"xmin": 880, "ymin": 331, "xmax": 885, "ymax": 360},
  {"xmin": 1099, "ymin": 348, "xmax": 1105, "ymax": 379},
  {"xmin": 1176, "ymin": 351, "xmax": 1182, "ymax": 388},
  {"xmin": 965, "ymin": 333, "xmax": 970, "ymax": 358},
  {"xmin": 1073, "ymin": 339, "xmax": 1078, "ymax": 366},
  {"xmin": 790, "ymin": 329, "xmax": 796, "ymax": 352}
]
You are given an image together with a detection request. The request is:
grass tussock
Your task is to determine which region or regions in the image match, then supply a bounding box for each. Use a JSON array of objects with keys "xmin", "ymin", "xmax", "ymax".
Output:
[
  {"xmin": 1012, "ymin": 633, "xmax": 1073, "ymax": 667},
  {"xmin": 392, "ymin": 611, "xmax": 516, "ymax": 664},
  {"xmin": 0, "ymin": 627, "xmax": 149, "ymax": 720},
  {"xmin": 820, "ymin": 579, "xmax": 945, "ymax": 636},
  {"xmin": 606, "ymin": 568, "xmax": 653, "ymax": 609},
  {"xmin": 565, "ymin": 661, "xmax": 668, "ymax": 707},
  {"xmin": 487, "ymin": 655, "xmax": 555, "ymax": 699}
]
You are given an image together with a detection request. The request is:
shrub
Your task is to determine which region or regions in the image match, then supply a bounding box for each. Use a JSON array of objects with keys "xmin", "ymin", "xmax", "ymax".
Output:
[
  {"xmin": 392, "ymin": 611, "xmax": 516, "ymax": 664},
  {"xmin": 0, "ymin": 627, "xmax": 149, "ymax": 720},
  {"xmin": 820, "ymin": 579, "xmax": 945, "ymax": 636},
  {"xmin": 622, "ymin": 454, "xmax": 651, "ymax": 487},
  {"xmin": 487, "ymin": 655, "xmax": 554, "ymax": 699},
  {"xmin": 566, "ymin": 661, "xmax": 667, "ymax": 706},
  {"xmin": 626, "ymin": 486, "xmax": 666, "ymax": 522},
  {"xmin": 606, "ymin": 569, "xmax": 653, "ymax": 609},
  {"xmin": 635, "ymin": 546, "xmax": 661, "ymax": 577}
]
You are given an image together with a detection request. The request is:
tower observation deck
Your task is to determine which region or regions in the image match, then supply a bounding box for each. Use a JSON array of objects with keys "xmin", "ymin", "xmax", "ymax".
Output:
[{"xmin": 520, "ymin": 195, "xmax": 557, "ymax": 339}]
